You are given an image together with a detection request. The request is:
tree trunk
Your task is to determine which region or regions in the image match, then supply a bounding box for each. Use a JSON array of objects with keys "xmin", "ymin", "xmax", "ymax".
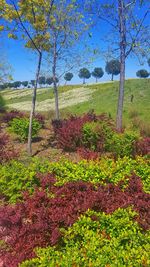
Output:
[
  {"xmin": 96, "ymin": 77, "xmax": 98, "ymax": 83},
  {"xmin": 111, "ymin": 74, "xmax": 114, "ymax": 81},
  {"xmin": 27, "ymin": 52, "xmax": 42, "ymax": 155},
  {"xmin": 116, "ymin": 0, "xmax": 126, "ymax": 132},
  {"xmin": 53, "ymin": 37, "xmax": 59, "ymax": 120},
  {"xmin": 83, "ymin": 78, "xmax": 85, "ymax": 84}
]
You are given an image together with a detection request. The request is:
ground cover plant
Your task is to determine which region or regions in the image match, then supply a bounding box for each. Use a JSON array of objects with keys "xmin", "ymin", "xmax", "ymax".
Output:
[
  {"xmin": 0, "ymin": 132, "xmax": 18, "ymax": 164},
  {"xmin": 0, "ymin": 168, "xmax": 150, "ymax": 266}
]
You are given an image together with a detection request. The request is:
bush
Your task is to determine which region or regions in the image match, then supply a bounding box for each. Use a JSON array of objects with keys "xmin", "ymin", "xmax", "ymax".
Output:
[
  {"xmin": 135, "ymin": 137, "xmax": 150, "ymax": 156},
  {"xmin": 0, "ymin": 94, "xmax": 6, "ymax": 112},
  {"xmin": 9, "ymin": 117, "xmax": 41, "ymax": 142},
  {"xmin": 105, "ymin": 131, "xmax": 139, "ymax": 157},
  {"xmin": 0, "ymin": 174, "xmax": 150, "ymax": 266},
  {"xmin": 82, "ymin": 121, "xmax": 114, "ymax": 152},
  {"xmin": 0, "ymin": 133, "xmax": 18, "ymax": 164},
  {"xmin": 21, "ymin": 208, "xmax": 150, "ymax": 267},
  {"xmin": 52, "ymin": 112, "xmax": 114, "ymax": 152},
  {"xmin": 2, "ymin": 110, "xmax": 25, "ymax": 123},
  {"xmin": 1, "ymin": 156, "xmax": 149, "ymax": 204}
]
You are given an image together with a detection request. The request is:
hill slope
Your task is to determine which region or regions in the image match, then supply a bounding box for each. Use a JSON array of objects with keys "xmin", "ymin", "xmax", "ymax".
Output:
[{"xmin": 1, "ymin": 79, "xmax": 150, "ymax": 126}]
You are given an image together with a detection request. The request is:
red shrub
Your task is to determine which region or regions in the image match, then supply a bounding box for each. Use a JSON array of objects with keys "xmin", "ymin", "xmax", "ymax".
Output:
[
  {"xmin": 52, "ymin": 112, "xmax": 113, "ymax": 152},
  {"xmin": 0, "ymin": 133, "xmax": 18, "ymax": 163},
  {"xmin": 34, "ymin": 113, "xmax": 45, "ymax": 128},
  {"xmin": 0, "ymin": 174, "xmax": 149, "ymax": 266},
  {"xmin": 77, "ymin": 147, "xmax": 100, "ymax": 160},
  {"xmin": 2, "ymin": 110, "xmax": 25, "ymax": 123},
  {"xmin": 135, "ymin": 137, "xmax": 150, "ymax": 156}
]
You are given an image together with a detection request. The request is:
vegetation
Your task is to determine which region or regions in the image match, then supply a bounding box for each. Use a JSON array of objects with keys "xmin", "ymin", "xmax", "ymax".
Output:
[
  {"xmin": 92, "ymin": 67, "xmax": 104, "ymax": 83},
  {"xmin": 79, "ymin": 68, "xmax": 91, "ymax": 84},
  {"xmin": 136, "ymin": 69, "xmax": 149, "ymax": 78},
  {"xmin": 105, "ymin": 60, "xmax": 120, "ymax": 81}
]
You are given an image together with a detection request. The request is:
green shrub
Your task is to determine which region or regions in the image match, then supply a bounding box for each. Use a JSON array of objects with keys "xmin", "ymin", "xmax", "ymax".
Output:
[
  {"xmin": 1, "ymin": 156, "xmax": 149, "ymax": 203},
  {"xmin": 9, "ymin": 117, "xmax": 41, "ymax": 142},
  {"xmin": 0, "ymin": 94, "xmax": 6, "ymax": 112},
  {"xmin": 20, "ymin": 208, "xmax": 150, "ymax": 267},
  {"xmin": 82, "ymin": 121, "xmax": 114, "ymax": 151},
  {"xmin": 105, "ymin": 131, "xmax": 139, "ymax": 157}
]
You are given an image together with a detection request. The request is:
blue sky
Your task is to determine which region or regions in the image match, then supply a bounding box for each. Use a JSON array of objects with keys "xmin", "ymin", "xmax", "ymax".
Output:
[{"xmin": 1, "ymin": 1, "xmax": 150, "ymax": 85}]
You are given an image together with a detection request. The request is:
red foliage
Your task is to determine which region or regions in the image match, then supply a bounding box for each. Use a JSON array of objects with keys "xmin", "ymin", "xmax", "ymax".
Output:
[
  {"xmin": 2, "ymin": 110, "xmax": 26, "ymax": 123},
  {"xmin": 77, "ymin": 147, "xmax": 100, "ymax": 160},
  {"xmin": 135, "ymin": 137, "xmax": 150, "ymax": 156},
  {"xmin": 0, "ymin": 133, "xmax": 18, "ymax": 163},
  {"xmin": 52, "ymin": 112, "xmax": 113, "ymax": 152},
  {"xmin": 34, "ymin": 113, "xmax": 45, "ymax": 128},
  {"xmin": 0, "ymin": 173, "xmax": 149, "ymax": 266}
]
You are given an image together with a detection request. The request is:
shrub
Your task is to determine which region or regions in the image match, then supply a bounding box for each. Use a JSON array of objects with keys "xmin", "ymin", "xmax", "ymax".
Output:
[
  {"xmin": 1, "ymin": 156, "xmax": 149, "ymax": 204},
  {"xmin": 105, "ymin": 131, "xmax": 139, "ymax": 157},
  {"xmin": 82, "ymin": 121, "xmax": 114, "ymax": 152},
  {"xmin": 135, "ymin": 137, "xmax": 150, "ymax": 156},
  {"xmin": 77, "ymin": 147, "xmax": 100, "ymax": 160},
  {"xmin": 2, "ymin": 110, "xmax": 25, "ymax": 123},
  {"xmin": 21, "ymin": 208, "xmax": 150, "ymax": 267},
  {"xmin": 0, "ymin": 94, "xmax": 6, "ymax": 112},
  {"xmin": 52, "ymin": 112, "xmax": 114, "ymax": 152},
  {"xmin": 0, "ymin": 174, "xmax": 150, "ymax": 266},
  {"xmin": 9, "ymin": 117, "xmax": 41, "ymax": 142},
  {"xmin": 0, "ymin": 133, "xmax": 18, "ymax": 164},
  {"xmin": 34, "ymin": 113, "xmax": 45, "ymax": 128}
]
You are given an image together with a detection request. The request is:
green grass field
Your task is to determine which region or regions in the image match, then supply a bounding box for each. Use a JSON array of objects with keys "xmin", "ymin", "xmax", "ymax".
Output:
[{"xmin": 1, "ymin": 78, "xmax": 150, "ymax": 128}]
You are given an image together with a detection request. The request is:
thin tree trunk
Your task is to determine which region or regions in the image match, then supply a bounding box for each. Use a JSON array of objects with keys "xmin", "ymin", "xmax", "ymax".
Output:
[
  {"xmin": 111, "ymin": 74, "xmax": 114, "ymax": 81},
  {"xmin": 116, "ymin": 0, "xmax": 126, "ymax": 132},
  {"xmin": 53, "ymin": 37, "xmax": 59, "ymax": 120},
  {"xmin": 96, "ymin": 77, "xmax": 98, "ymax": 83},
  {"xmin": 27, "ymin": 52, "xmax": 42, "ymax": 155},
  {"xmin": 83, "ymin": 78, "xmax": 85, "ymax": 84}
]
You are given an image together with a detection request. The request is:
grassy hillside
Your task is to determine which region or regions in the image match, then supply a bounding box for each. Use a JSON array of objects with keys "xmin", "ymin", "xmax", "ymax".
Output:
[{"xmin": 1, "ymin": 78, "xmax": 150, "ymax": 127}]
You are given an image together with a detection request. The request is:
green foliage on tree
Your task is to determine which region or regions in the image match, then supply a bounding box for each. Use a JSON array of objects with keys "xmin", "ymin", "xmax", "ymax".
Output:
[
  {"xmin": 38, "ymin": 76, "xmax": 46, "ymax": 87},
  {"xmin": 64, "ymin": 72, "xmax": 73, "ymax": 84},
  {"xmin": 79, "ymin": 68, "xmax": 91, "ymax": 84},
  {"xmin": 13, "ymin": 81, "xmax": 22, "ymax": 89},
  {"xmin": 46, "ymin": 77, "xmax": 53, "ymax": 86},
  {"xmin": 105, "ymin": 60, "xmax": 120, "ymax": 81},
  {"xmin": 136, "ymin": 69, "xmax": 149, "ymax": 78},
  {"xmin": 92, "ymin": 67, "xmax": 104, "ymax": 83},
  {"xmin": 22, "ymin": 81, "xmax": 28, "ymax": 88}
]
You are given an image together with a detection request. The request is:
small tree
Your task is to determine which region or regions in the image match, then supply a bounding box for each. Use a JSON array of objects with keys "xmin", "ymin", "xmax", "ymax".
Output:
[
  {"xmin": 64, "ymin": 72, "xmax": 73, "ymax": 85},
  {"xmin": 105, "ymin": 60, "xmax": 120, "ymax": 81},
  {"xmin": 22, "ymin": 81, "xmax": 28, "ymax": 88},
  {"xmin": 46, "ymin": 77, "xmax": 53, "ymax": 86},
  {"xmin": 79, "ymin": 68, "xmax": 91, "ymax": 84},
  {"xmin": 13, "ymin": 81, "xmax": 22, "ymax": 89},
  {"xmin": 92, "ymin": 67, "xmax": 104, "ymax": 83},
  {"xmin": 148, "ymin": 59, "xmax": 150, "ymax": 67},
  {"xmin": 136, "ymin": 69, "xmax": 149, "ymax": 78},
  {"xmin": 30, "ymin": 80, "xmax": 35, "ymax": 88},
  {"xmin": 38, "ymin": 76, "xmax": 46, "ymax": 88}
]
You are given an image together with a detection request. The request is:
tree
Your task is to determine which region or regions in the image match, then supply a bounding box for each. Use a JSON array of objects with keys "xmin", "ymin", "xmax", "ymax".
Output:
[
  {"xmin": 79, "ymin": 68, "xmax": 91, "ymax": 84},
  {"xmin": 64, "ymin": 72, "xmax": 73, "ymax": 85},
  {"xmin": 13, "ymin": 81, "xmax": 22, "ymax": 89},
  {"xmin": 136, "ymin": 69, "xmax": 149, "ymax": 78},
  {"xmin": 22, "ymin": 81, "xmax": 28, "ymax": 88},
  {"xmin": 46, "ymin": 77, "xmax": 53, "ymax": 86},
  {"xmin": 105, "ymin": 60, "xmax": 120, "ymax": 81},
  {"xmin": 92, "ymin": 67, "xmax": 104, "ymax": 82},
  {"xmin": 46, "ymin": 0, "xmax": 86, "ymax": 120},
  {"xmin": 148, "ymin": 58, "xmax": 150, "ymax": 67},
  {"xmin": 88, "ymin": 0, "xmax": 150, "ymax": 131},
  {"xmin": 2, "ymin": 0, "xmax": 55, "ymax": 155},
  {"xmin": 38, "ymin": 76, "xmax": 46, "ymax": 88},
  {"xmin": 30, "ymin": 80, "xmax": 35, "ymax": 87}
]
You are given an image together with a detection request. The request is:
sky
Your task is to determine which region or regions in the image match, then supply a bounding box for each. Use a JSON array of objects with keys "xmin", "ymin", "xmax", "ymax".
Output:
[{"xmin": 1, "ymin": 1, "xmax": 150, "ymax": 85}]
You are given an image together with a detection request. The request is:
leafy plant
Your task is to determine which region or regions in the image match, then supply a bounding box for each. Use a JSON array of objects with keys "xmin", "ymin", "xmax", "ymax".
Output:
[
  {"xmin": 0, "ymin": 133, "xmax": 18, "ymax": 164},
  {"xmin": 0, "ymin": 94, "xmax": 6, "ymax": 112},
  {"xmin": 9, "ymin": 117, "xmax": 41, "ymax": 142}
]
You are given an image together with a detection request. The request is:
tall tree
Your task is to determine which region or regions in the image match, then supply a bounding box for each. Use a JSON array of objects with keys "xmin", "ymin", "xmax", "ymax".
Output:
[
  {"xmin": 2, "ymin": 0, "xmax": 55, "ymax": 155},
  {"xmin": 87, "ymin": 0, "xmax": 150, "ymax": 131},
  {"xmin": 79, "ymin": 68, "xmax": 91, "ymax": 84},
  {"xmin": 46, "ymin": 0, "xmax": 87, "ymax": 120},
  {"xmin": 105, "ymin": 60, "xmax": 120, "ymax": 81},
  {"xmin": 92, "ymin": 67, "xmax": 104, "ymax": 82},
  {"xmin": 64, "ymin": 72, "xmax": 73, "ymax": 85}
]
